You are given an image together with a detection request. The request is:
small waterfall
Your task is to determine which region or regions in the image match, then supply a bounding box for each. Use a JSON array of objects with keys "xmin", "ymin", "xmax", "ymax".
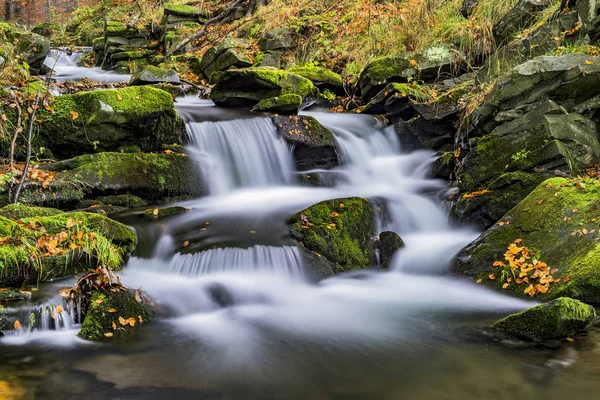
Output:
[
  {"xmin": 186, "ymin": 118, "xmax": 294, "ymax": 194},
  {"xmin": 42, "ymin": 48, "xmax": 132, "ymax": 83},
  {"xmin": 167, "ymin": 245, "xmax": 304, "ymax": 278},
  {"xmin": 44, "ymin": 48, "xmax": 87, "ymax": 68},
  {"xmin": 2, "ymin": 301, "xmax": 76, "ymax": 337}
]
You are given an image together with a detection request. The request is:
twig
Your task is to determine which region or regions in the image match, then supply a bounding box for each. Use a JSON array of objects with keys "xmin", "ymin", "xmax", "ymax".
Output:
[
  {"xmin": 13, "ymin": 90, "xmax": 40, "ymax": 204},
  {"xmin": 8, "ymin": 99, "xmax": 22, "ymax": 201}
]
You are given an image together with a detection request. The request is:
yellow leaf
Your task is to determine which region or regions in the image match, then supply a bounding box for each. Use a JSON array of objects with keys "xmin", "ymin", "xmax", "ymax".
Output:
[
  {"xmin": 164, "ymin": 149, "xmax": 174, "ymax": 154},
  {"xmin": 498, "ymin": 221, "xmax": 505, "ymax": 226},
  {"xmin": 108, "ymin": 308, "xmax": 118, "ymax": 313},
  {"xmin": 119, "ymin": 316, "xmax": 128, "ymax": 326},
  {"xmin": 585, "ymin": 60, "xmax": 594, "ymax": 65},
  {"xmin": 583, "ymin": 228, "xmax": 589, "ymax": 234},
  {"xmin": 488, "ymin": 274, "xmax": 495, "ymax": 280},
  {"xmin": 153, "ymin": 208, "xmax": 159, "ymax": 216},
  {"xmin": 104, "ymin": 332, "xmax": 114, "ymax": 337},
  {"xmin": 502, "ymin": 283, "xmax": 509, "ymax": 289},
  {"xmin": 249, "ymin": 230, "xmax": 256, "ymax": 234},
  {"xmin": 183, "ymin": 240, "xmax": 190, "ymax": 247},
  {"xmin": 339, "ymin": 203, "xmax": 345, "ymax": 208},
  {"xmin": 116, "ymin": 94, "xmax": 122, "ymax": 101},
  {"xmin": 14, "ymin": 320, "xmax": 21, "ymax": 331},
  {"xmin": 112, "ymin": 321, "xmax": 117, "ymax": 330},
  {"xmin": 409, "ymin": 59, "xmax": 417, "ymax": 66},
  {"xmin": 476, "ymin": 279, "xmax": 482, "ymax": 284},
  {"xmin": 65, "ymin": 218, "xmax": 76, "ymax": 228},
  {"xmin": 56, "ymin": 305, "xmax": 64, "ymax": 313},
  {"xmin": 138, "ymin": 315, "xmax": 144, "ymax": 323},
  {"xmin": 128, "ymin": 317, "xmax": 136, "ymax": 327},
  {"xmin": 95, "ymin": 298, "xmax": 103, "ymax": 304},
  {"xmin": 0, "ymin": 114, "xmax": 6, "ymax": 121},
  {"xmin": 70, "ymin": 110, "xmax": 79, "ymax": 120}
]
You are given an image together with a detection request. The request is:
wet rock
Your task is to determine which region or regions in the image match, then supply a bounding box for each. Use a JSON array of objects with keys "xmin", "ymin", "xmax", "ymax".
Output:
[
  {"xmin": 260, "ymin": 28, "xmax": 294, "ymax": 51},
  {"xmin": 299, "ymin": 246, "xmax": 335, "ymax": 281},
  {"xmin": 0, "ymin": 288, "xmax": 32, "ymax": 302},
  {"xmin": 211, "ymin": 68, "xmax": 319, "ymax": 109},
  {"xmin": 288, "ymin": 198, "xmax": 375, "ymax": 273},
  {"xmin": 32, "ymin": 22, "xmax": 60, "ymax": 38},
  {"xmin": 431, "ymin": 152, "xmax": 455, "ymax": 180},
  {"xmin": 206, "ymin": 283, "xmax": 235, "ymax": 308},
  {"xmin": 453, "ymin": 177, "xmax": 600, "ymax": 303},
  {"xmin": 143, "ymin": 206, "xmax": 188, "ymax": 219},
  {"xmin": 129, "ymin": 66, "xmax": 181, "ymax": 86},
  {"xmin": 36, "ymin": 86, "xmax": 186, "ymax": 159},
  {"xmin": 271, "ymin": 115, "xmax": 339, "ymax": 170},
  {"xmin": 79, "ymin": 289, "xmax": 153, "ymax": 341},
  {"xmin": 44, "ymin": 152, "xmax": 205, "ymax": 201},
  {"xmin": 379, "ymin": 231, "xmax": 404, "ymax": 269},
  {"xmin": 493, "ymin": 0, "xmax": 552, "ymax": 44},
  {"xmin": 97, "ymin": 194, "xmax": 147, "ymax": 208},
  {"xmin": 492, "ymin": 297, "xmax": 596, "ymax": 340},
  {"xmin": 252, "ymin": 93, "xmax": 302, "ymax": 115}
]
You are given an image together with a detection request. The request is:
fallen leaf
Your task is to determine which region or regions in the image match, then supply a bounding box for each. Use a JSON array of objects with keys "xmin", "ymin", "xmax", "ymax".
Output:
[
  {"xmin": 56, "ymin": 305, "xmax": 64, "ymax": 313},
  {"xmin": 95, "ymin": 298, "xmax": 103, "ymax": 304},
  {"xmin": 14, "ymin": 320, "xmax": 21, "ymax": 331},
  {"xmin": 476, "ymin": 279, "xmax": 482, "ymax": 284},
  {"xmin": 104, "ymin": 332, "xmax": 114, "ymax": 337},
  {"xmin": 502, "ymin": 283, "xmax": 509, "ymax": 289},
  {"xmin": 70, "ymin": 110, "xmax": 79, "ymax": 120},
  {"xmin": 488, "ymin": 274, "xmax": 495, "ymax": 280},
  {"xmin": 153, "ymin": 208, "xmax": 159, "ymax": 216},
  {"xmin": 116, "ymin": 94, "xmax": 122, "ymax": 101},
  {"xmin": 183, "ymin": 240, "xmax": 189, "ymax": 247},
  {"xmin": 108, "ymin": 308, "xmax": 118, "ymax": 313}
]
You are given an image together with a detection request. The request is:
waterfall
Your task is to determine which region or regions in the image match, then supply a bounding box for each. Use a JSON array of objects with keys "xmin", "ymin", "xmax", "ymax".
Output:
[
  {"xmin": 186, "ymin": 118, "xmax": 295, "ymax": 194},
  {"xmin": 167, "ymin": 246, "xmax": 304, "ymax": 278},
  {"xmin": 43, "ymin": 48, "xmax": 131, "ymax": 83}
]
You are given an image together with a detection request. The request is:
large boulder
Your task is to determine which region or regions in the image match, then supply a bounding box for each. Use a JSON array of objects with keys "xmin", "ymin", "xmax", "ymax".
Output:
[
  {"xmin": 454, "ymin": 100, "xmax": 600, "ymax": 228},
  {"xmin": 0, "ymin": 205, "xmax": 136, "ymax": 286},
  {"xmin": 288, "ymin": 198, "xmax": 375, "ymax": 273},
  {"xmin": 288, "ymin": 66, "xmax": 343, "ymax": 94},
  {"xmin": 0, "ymin": 22, "xmax": 50, "ymax": 74},
  {"xmin": 252, "ymin": 94, "xmax": 302, "ymax": 115},
  {"xmin": 453, "ymin": 177, "xmax": 600, "ymax": 303},
  {"xmin": 37, "ymin": 86, "xmax": 185, "ymax": 159},
  {"xmin": 378, "ymin": 231, "xmax": 404, "ymax": 269},
  {"xmin": 492, "ymin": 297, "xmax": 596, "ymax": 340},
  {"xmin": 211, "ymin": 68, "xmax": 319, "ymax": 109},
  {"xmin": 271, "ymin": 115, "xmax": 339, "ymax": 170},
  {"xmin": 359, "ymin": 45, "xmax": 465, "ymax": 102},
  {"xmin": 259, "ymin": 28, "xmax": 294, "ymax": 51},
  {"xmin": 46, "ymin": 152, "xmax": 205, "ymax": 201}
]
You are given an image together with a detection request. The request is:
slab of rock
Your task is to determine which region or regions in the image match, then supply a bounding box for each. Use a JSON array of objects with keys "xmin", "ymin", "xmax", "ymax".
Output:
[{"xmin": 129, "ymin": 66, "xmax": 180, "ymax": 86}]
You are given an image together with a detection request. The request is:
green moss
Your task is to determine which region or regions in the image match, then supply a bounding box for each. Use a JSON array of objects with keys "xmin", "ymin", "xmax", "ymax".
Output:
[
  {"xmin": 492, "ymin": 297, "xmax": 596, "ymax": 340},
  {"xmin": 78, "ymin": 290, "xmax": 152, "ymax": 341},
  {"xmin": 455, "ymin": 177, "xmax": 600, "ymax": 302},
  {"xmin": 0, "ymin": 204, "xmax": 64, "ymax": 220},
  {"xmin": 288, "ymin": 198, "xmax": 374, "ymax": 273},
  {"xmin": 252, "ymin": 69, "xmax": 319, "ymax": 97},
  {"xmin": 288, "ymin": 66, "xmax": 343, "ymax": 87},
  {"xmin": 110, "ymin": 51, "xmax": 150, "ymax": 62},
  {"xmin": 252, "ymin": 94, "xmax": 302, "ymax": 114},
  {"xmin": 164, "ymin": 3, "xmax": 201, "ymax": 17},
  {"xmin": 97, "ymin": 194, "xmax": 147, "ymax": 208}
]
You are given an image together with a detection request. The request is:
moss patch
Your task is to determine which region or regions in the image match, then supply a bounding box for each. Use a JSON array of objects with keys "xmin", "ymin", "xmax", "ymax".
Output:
[
  {"xmin": 78, "ymin": 290, "xmax": 152, "ymax": 341},
  {"xmin": 288, "ymin": 197, "xmax": 374, "ymax": 272}
]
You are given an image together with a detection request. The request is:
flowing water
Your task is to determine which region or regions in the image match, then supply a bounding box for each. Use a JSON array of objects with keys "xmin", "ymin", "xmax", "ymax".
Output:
[{"xmin": 1, "ymin": 50, "xmax": 600, "ymax": 399}]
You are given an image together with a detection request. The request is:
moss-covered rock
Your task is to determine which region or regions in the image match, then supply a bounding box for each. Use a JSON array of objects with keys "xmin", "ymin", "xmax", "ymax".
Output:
[
  {"xmin": 36, "ymin": 86, "xmax": 185, "ymax": 159},
  {"xmin": 288, "ymin": 198, "xmax": 375, "ymax": 273},
  {"xmin": 492, "ymin": 297, "xmax": 596, "ymax": 340},
  {"xmin": 32, "ymin": 22, "xmax": 60, "ymax": 38},
  {"xmin": 271, "ymin": 115, "xmax": 339, "ymax": 170},
  {"xmin": 129, "ymin": 66, "xmax": 180, "ymax": 86},
  {"xmin": 259, "ymin": 28, "xmax": 294, "ymax": 51},
  {"xmin": 0, "ymin": 288, "xmax": 31, "ymax": 302},
  {"xmin": 288, "ymin": 66, "xmax": 343, "ymax": 94},
  {"xmin": 78, "ymin": 290, "xmax": 152, "ymax": 341},
  {"xmin": 0, "ymin": 207, "xmax": 136, "ymax": 286},
  {"xmin": 97, "ymin": 194, "xmax": 147, "ymax": 208},
  {"xmin": 198, "ymin": 38, "xmax": 253, "ymax": 80},
  {"xmin": 143, "ymin": 206, "xmax": 187, "ymax": 219},
  {"xmin": 48, "ymin": 152, "xmax": 205, "ymax": 201},
  {"xmin": 252, "ymin": 94, "xmax": 302, "ymax": 115},
  {"xmin": 453, "ymin": 177, "xmax": 600, "ymax": 303},
  {"xmin": 363, "ymin": 82, "xmax": 432, "ymax": 116},
  {"xmin": 211, "ymin": 68, "xmax": 319, "ymax": 109},
  {"xmin": 0, "ymin": 204, "xmax": 64, "ymax": 220},
  {"xmin": 164, "ymin": 3, "xmax": 205, "ymax": 18}
]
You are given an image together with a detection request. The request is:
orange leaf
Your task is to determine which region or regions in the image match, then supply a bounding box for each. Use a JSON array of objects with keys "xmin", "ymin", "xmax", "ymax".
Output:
[
  {"xmin": 65, "ymin": 218, "xmax": 76, "ymax": 228},
  {"xmin": 95, "ymin": 298, "xmax": 103, "ymax": 304},
  {"xmin": 164, "ymin": 149, "xmax": 174, "ymax": 154},
  {"xmin": 104, "ymin": 332, "xmax": 114, "ymax": 337},
  {"xmin": 70, "ymin": 110, "xmax": 79, "ymax": 120},
  {"xmin": 183, "ymin": 240, "xmax": 189, "ymax": 247},
  {"xmin": 116, "ymin": 94, "xmax": 122, "ymax": 101},
  {"xmin": 108, "ymin": 308, "xmax": 118, "ymax": 313},
  {"xmin": 488, "ymin": 274, "xmax": 495, "ymax": 280},
  {"xmin": 128, "ymin": 317, "xmax": 136, "ymax": 327},
  {"xmin": 476, "ymin": 279, "xmax": 482, "ymax": 284},
  {"xmin": 514, "ymin": 238, "xmax": 523, "ymax": 244},
  {"xmin": 153, "ymin": 208, "xmax": 159, "ymax": 216},
  {"xmin": 56, "ymin": 305, "xmax": 64, "ymax": 313},
  {"xmin": 502, "ymin": 283, "xmax": 509, "ymax": 289},
  {"xmin": 14, "ymin": 320, "xmax": 21, "ymax": 331}
]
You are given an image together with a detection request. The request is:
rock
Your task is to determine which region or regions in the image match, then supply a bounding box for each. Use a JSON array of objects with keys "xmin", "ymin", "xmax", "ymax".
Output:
[
  {"xmin": 253, "ymin": 51, "xmax": 282, "ymax": 68},
  {"xmin": 298, "ymin": 246, "xmax": 335, "ymax": 281},
  {"xmin": 143, "ymin": 206, "xmax": 187, "ymax": 219},
  {"xmin": 460, "ymin": 0, "xmax": 478, "ymax": 18},
  {"xmin": 260, "ymin": 28, "xmax": 294, "ymax": 51},
  {"xmin": 452, "ymin": 177, "xmax": 600, "ymax": 303},
  {"xmin": 0, "ymin": 204, "xmax": 64, "ymax": 220},
  {"xmin": 493, "ymin": 0, "xmax": 552, "ymax": 44},
  {"xmin": 492, "ymin": 297, "xmax": 596, "ymax": 340},
  {"xmin": 0, "ymin": 312, "xmax": 7, "ymax": 336},
  {"xmin": 455, "ymin": 100, "xmax": 600, "ymax": 227},
  {"xmin": 0, "ymin": 207, "xmax": 136, "ymax": 286},
  {"xmin": 164, "ymin": 3, "xmax": 206, "ymax": 18},
  {"xmin": 78, "ymin": 289, "xmax": 152, "ymax": 340},
  {"xmin": 379, "ymin": 231, "xmax": 404, "ymax": 269},
  {"xmin": 288, "ymin": 66, "xmax": 343, "ymax": 94},
  {"xmin": 252, "ymin": 93, "xmax": 302, "ymax": 114},
  {"xmin": 0, "ymin": 288, "xmax": 32, "ymax": 302},
  {"xmin": 359, "ymin": 45, "xmax": 465, "ymax": 102},
  {"xmin": 46, "ymin": 152, "xmax": 205, "ymax": 201},
  {"xmin": 129, "ymin": 66, "xmax": 181, "ymax": 86},
  {"xmin": 198, "ymin": 38, "xmax": 253, "ymax": 81},
  {"xmin": 363, "ymin": 82, "xmax": 432, "ymax": 117},
  {"xmin": 211, "ymin": 68, "xmax": 319, "ymax": 109},
  {"xmin": 271, "ymin": 115, "xmax": 339, "ymax": 170},
  {"xmin": 97, "ymin": 194, "xmax": 147, "ymax": 208},
  {"xmin": 288, "ymin": 198, "xmax": 375, "ymax": 273},
  {"xmin": 36, "ymin": 86, "xmax": 185, "ymax": 159},
  {"xmin": 432, "ymin": 152, "xmax": 455, "ymax": 180}
]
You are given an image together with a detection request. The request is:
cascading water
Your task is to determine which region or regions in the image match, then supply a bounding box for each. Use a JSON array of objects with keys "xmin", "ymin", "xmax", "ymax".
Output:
[
  {"xmin": 186, "ymin": 118, "xmax": 294, "ymax": 194},
  {"xmin": 43, "ymin": 48, "xmax": 132, "ymax": 83}
]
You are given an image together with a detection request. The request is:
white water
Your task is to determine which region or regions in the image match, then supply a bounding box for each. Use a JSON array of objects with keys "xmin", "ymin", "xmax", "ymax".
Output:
[
  {"xmin": 43, "ymin": 48, "xmax": 132, "ymax": 83},
  {"xmin": 1, "ymin": 76, "xmax": 535, "ymax": 348}
]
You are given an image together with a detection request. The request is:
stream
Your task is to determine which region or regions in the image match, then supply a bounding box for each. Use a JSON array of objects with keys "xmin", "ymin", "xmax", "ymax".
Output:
[{"xmin": 1, "ymin": 50, "xmax": 600, "ymax": 399}]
